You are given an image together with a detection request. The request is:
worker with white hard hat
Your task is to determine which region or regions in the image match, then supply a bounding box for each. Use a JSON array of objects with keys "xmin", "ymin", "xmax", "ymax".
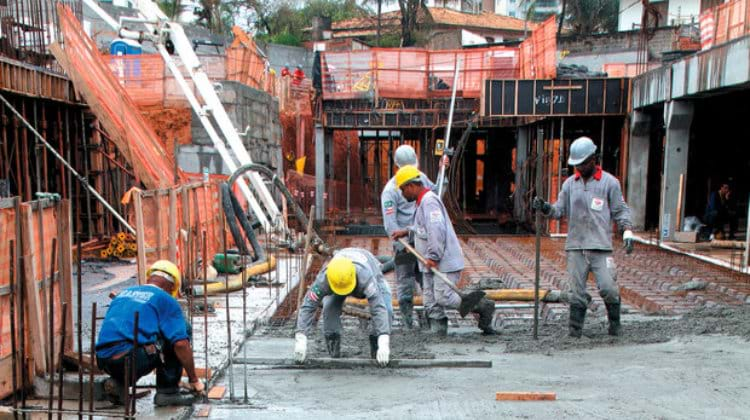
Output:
[
  {"xmin": 533, "ymin": 136, "xmax": 634, "ymax": 338},
  {"xmin": 96, "ymin": 260, "xmax": 204, "ymax": 406},
  {"xmin": 381, "ymin": 144, "xmax": 435, "ymax": 328},
  {"xmin": 294, "ymin": 248, "xmax": 393, "ymax": 366}
]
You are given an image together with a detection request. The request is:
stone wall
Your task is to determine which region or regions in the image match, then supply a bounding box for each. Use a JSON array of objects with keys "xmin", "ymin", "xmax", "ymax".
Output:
[
  {"xmin": 179, "ymin": 81, "xmax": 282, "ymax": 177},
  {"xmin": 558, "ymin": 26, "xmax": 680, "ymax": 62}
]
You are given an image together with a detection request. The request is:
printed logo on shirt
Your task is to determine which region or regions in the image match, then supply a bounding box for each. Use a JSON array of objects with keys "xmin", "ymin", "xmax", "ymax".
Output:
[
  {"xmin": 119, "ymin": 289, "xmax": 154, "ymax": 304},
  {"xmin": 384, "ymin": 200, "xmax": 395, "ymax": 215},
  {"xmin": 605, "ymin": 257, "xmax": 616, "ymax": 269},
  {"xmin": 307, "ymin": 284, "xmax": 322, "ymax": 302},
  {"xmin": 591, "ymin": 197, "xmax": 604, "ymax": 211},
  {"xmin": 364, "ymin": 282, "xmax": 377, "ymax": 298},
  {"xmin": 429, "ymin": 209, "xmax": 443, "ymax": 223}
]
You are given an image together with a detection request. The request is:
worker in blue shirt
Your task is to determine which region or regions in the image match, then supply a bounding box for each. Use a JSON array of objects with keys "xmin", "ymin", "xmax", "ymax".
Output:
[{"xmin": 96, "ymin": 260, "xmax": 204, "ymax": 406}]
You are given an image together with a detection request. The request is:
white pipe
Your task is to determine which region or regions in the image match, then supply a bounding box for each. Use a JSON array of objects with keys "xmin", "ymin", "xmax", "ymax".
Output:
[{"xmin": 437, "ymin": 57, "xmax": 462, "ymax": 198}]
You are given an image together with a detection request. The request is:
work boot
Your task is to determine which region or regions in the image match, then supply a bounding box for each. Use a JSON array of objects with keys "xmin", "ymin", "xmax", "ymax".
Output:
[
  {"xmin": 569, "ymin": 304, "xmax": 587, "ymax": 338},
  {"xmin": 103, "ymin": 378, "xmax": 124, "ymax": 406},
  {"xmin": 606, "ymin": 300, "xmax": 622, "ymax": 336},
  {"xmin": 154, "ymin": 390, "xmax": 196, "ymax": 407},
  {"xmin": 473, "ymin": 298, "xmax": 498, "ymax": 335},
  {"xmin": 433, "ymin": 318, "xmax": 448, "ymax": 337},
  {"xmin": 369, "ymin": 335, "xmax": 379, "ymax": 359},
  {"xmin": 399, "ymin": 299, "xmax": 414, "ymax": 329},
  {"xmin": 325, "ymin": 333, "xmax": 341, "ymax": 358}
]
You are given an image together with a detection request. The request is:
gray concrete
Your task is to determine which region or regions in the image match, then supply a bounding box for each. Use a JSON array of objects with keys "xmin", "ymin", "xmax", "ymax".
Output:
[
  {"xmin": 627, "ymin": 111, "xmax": 651, "ymax": 230},
  {"xmin": 206, "ymin": 334, "xmax": 750, "ymax": 419},
  {"xmin": 513, "ymin": 127, "xmax": 529, "ymax": 223},
  {"xmin": 181, "ymin": 81, "xmax": 282, "ymax": 176},
  {"xmin": 265, "ymin": 43, "xmax": 315, "ymax": 77},
  {"xmin": 314, "ymin": 124, "xmax": 326, "ymax": 220},
  {"xmin": 672, "ymin": 36, "xmax": 750, "ymax": 99},
  {"xmin": 660, "ymin": 100, "xmax": 693, "ymax": 241}
]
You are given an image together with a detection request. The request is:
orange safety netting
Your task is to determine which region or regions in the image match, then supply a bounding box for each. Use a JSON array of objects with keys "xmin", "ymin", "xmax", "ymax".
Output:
[
  {"xmin": 703, "ymin": 0, "xmax": 750, "ymax": 47},
  {"xmin": 603, "ymin": 62, "xmax": 660, "ymax": 78},
  {"xmin": 106, "ymin": 54, "xmax": 165, "ymax": 108},
  {"xmin": 321, "ymin": 46, "xmax": 519, "ymax": 100},
  {"xmin": 226, "ymin": 26, "xmax": 267, "ymax": 91},
  {"xmin": 519, "ymin": 15, "xmax": 557, "ymax": 79},
  {"xmin": 57, "ymin": 4, "xmax": 178, "ymax": 189}
]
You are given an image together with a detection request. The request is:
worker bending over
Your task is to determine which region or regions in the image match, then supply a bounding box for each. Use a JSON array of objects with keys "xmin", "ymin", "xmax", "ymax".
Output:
[
  {"xmin": 533, "ymin": 136, "xmax": 634, "ymax": 338},
  {"xmin": 392, "ymin": 165, "xmax": 496, "ymax": 336},
  {"xmin": 96, "ymin": 260, "xmax": 204, "ymax": 406},
  {"xmin": 294, "ymin": 247, "xmax": 393, "ymax": 366},
  {"xmin": 381, "ymin": 144, "xmax": 436, "ymax": 328}
]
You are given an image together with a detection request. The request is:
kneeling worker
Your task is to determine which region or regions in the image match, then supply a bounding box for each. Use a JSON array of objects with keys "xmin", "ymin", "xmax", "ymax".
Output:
[
  {"xmin": 391, "ymin": 165, "xmax": 496, "ymax": 336},
  {"xmin": 96, "ymin": 260, "xmax": 204, "ymax": 406},
  {"xmin": 294, "ymin": 247, "xmax": 392, "ymax": 366}
]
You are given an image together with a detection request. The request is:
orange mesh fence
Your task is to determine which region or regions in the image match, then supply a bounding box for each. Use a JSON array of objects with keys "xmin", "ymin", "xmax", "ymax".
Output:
[
  {"xmin": 519, "ymin": 16, "xmax": 557, "ymax": 79},
  {"xmin": 322, "ymin": 46, "xmax": 520, "ymax": 100},
  {"xmin": 0, "ymin": 198, "xmax": 73, "ymax": 398},
  {"xmin": 132, "ymin": 182, "xmax": 225, "ymax": 285},
  {"xmin": 712, "ymin": 0, "xmax": 750, "ymax": 45},
  {"xmin": 603, "ymin": 63, "xmax": 660, "ymax": 78},
  {"xmin": 57, "ymin": 4, "xmax": 177, "ymax": 189}
]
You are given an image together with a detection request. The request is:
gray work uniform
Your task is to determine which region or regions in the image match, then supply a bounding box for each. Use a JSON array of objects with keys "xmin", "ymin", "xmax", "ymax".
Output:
[
  {"xmin": 381, "ymin": 172, "xmax": 435, "ymax": 303},
  {"xmin": 413, "ymin": 190, "xmax": 464, "ymax": 320},
  {"xmin": 295, "ymin": 248, "xmax": 393, "ymax": 337},
  {"xmin": 546, "ymin": 168, "xmax": 633, "ymax": 307}
]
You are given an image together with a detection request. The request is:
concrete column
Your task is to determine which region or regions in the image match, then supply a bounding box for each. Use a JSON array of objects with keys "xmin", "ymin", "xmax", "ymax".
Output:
[
  {"xmin": 514, "ymin": 127, "xmax": 529, "ymax": 222},
  {"xmin": 315, "ymin": 123, "xmax": 325, "ymax": 220},
  {"xmin": 659, "ymin": 101, "xmax": 693, "ymax": 241},
  {"xmin": 627, "ymin": 111, "xmax": 651, "ymax": 230}
]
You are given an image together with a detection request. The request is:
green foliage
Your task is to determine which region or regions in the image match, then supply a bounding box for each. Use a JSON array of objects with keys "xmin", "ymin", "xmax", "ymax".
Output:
[
  {"xmin": 377, "ymin": 32, "xmax": 402, "ymax": 47},
  {"xmin": 565, "ymin": 0, "xmax": 618, "ymax": 35},
  {"xmin": 158, "ymin": 0, "xmax": 179, "ymax": 19},
  {"xmin": 270, "ymin": 31, "xmax": 302, "ymax": 46}
]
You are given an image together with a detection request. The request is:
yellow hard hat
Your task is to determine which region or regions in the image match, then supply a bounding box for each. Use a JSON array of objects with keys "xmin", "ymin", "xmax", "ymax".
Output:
[
  {"xmin": 395, "ymin": 165, "xmax": 421, "ymax": 188},
  {"xmin": 147, "ymin": 260, "xmax": 182, "ymax": 297},
  {"xmin": 326, "ymin": 256, "xmax": 356, "ymax": 296}
]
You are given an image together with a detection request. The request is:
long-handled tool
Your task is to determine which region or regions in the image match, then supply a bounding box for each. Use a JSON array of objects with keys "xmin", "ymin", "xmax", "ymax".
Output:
[{"xmin": 398, "ymin": 238, "xmax": 485, "ymax": 317}]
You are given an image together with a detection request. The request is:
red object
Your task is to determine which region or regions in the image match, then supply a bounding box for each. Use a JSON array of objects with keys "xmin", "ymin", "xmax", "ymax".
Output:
[
  {"xmin": 574, "ymin": 165, "xmax": 603, "ymax": 181},
  {"xmin": 416, "ymin": 188, "xmax": 431, "ymax": 206},
  {"xmin": 281, "ymin": 67, "xmax": 291, "ymax": 77},
  {"xmin": 292, "ymin": 68, "xmax": 305, "ymax": 85}
]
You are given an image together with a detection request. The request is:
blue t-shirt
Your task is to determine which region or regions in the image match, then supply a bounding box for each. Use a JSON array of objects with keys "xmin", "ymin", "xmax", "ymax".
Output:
[{"xmin": 96, "ymin": 285, "xmax": 188, "ymax": 359}]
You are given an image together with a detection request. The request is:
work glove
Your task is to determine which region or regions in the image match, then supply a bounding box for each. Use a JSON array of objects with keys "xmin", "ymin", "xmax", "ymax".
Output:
[
  {"xmin": 532, "ymin": 196, "xmax": 551, "ymax": 214},
  {"xmin": 376, "ymin": 335, "xmax": 390, "ymax": 367},
  {"xmin": 294, "ymin": 332, "xmax": 307, "ymax": 363},
  {"xmin": 180, "ymin": 379, "xmax": 206, "ymax": 395},
  {"xmin": 623, "ymin": 230, "xmax": 634, "ymax": 254}
]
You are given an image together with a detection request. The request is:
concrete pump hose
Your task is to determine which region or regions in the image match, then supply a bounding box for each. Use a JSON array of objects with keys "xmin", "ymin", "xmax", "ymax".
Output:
[{"xmin": 191, "ymin": 255, "xmax": 277, "ymax": 296}]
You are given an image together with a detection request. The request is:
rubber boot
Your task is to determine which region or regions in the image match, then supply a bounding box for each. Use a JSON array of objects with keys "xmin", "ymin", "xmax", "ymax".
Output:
[
  {"xmin": 434, "ymin": 318, "xmax": 448, "ymax": 337},
  {"xmin": 103, "ymin": 378, "xmax": 124, "ymax": 405},
  {"xmin": 369, "ymin": 335, "xmax": 378, "ymax": 359},
  {"xmin": 473, "ymin": 298, "xmax": 498, "ymax": 335},
  {"xmin": 399, "ymin": 299, "xmax": 414, "ymax": 329},
  {"xmin": 325, "ymin": 333, "xmax": 341, "ymax": 358},
  {"xmin": 606, "ymin": 300, "xmax": 622, "ymax": 336},
  {"xmin": 569, "ymin": 304, "xmax": 587, "ymax": 338},
  {"xmin": 154, "ymin": 390, "xmax": 196, "ymax": 407}
]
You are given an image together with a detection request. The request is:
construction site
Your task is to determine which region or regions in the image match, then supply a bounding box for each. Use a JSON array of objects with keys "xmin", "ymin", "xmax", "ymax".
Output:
[{"xmin": 0, "ymin": 0, "xmax": 750, "ymax": 418}]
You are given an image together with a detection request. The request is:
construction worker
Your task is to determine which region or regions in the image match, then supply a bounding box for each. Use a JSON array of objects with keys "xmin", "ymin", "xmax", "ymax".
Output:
[
  {"xmin": 294, "ymin": 248, "xmax": 392, "ymax": 366},
  {"xmin": 281, "ymin": 63, "xmax": 291, "ymax": 78},
  {"xmin": 533, "ymin": 136, "xmax": 634, "ymax": 338},
  {"xmin": 381, "ymin": 144, "xmax": 435, "ymax": 328},
  {"xmin": 293, "ymin": 64, "xmax": 306, "ymax": 85},
  {"xmin": 96, "ymin": 260, "xmax": 204, "ymax": 406},
  {"xmin": 391, "ymin": 165, "xmax": 496, "ymax": 336}
]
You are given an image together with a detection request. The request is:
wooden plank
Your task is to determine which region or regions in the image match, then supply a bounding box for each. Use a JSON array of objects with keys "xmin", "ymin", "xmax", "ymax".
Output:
[
  {"xmin": 21, "ymin": 203, "xmax": 47, "ymax": 374},
  {"xmin": 57, "ymin": 200, "xmax": 74, "ymax": 350},
  {"xmin": 134, "ymin": 191, "xmax": 146, "ymax": 284},
  {"xmin": 156, "ymin": 191, "xmax": 163, "ymax": 259},
  {"xmin": 207, "ymin": 385, "xmax": 226, "ymax": 400},
  {"xmin": 62, "ymin": 351, "xmax": 101, "ymax": 374},
  {"xmin": 193, "ymin": 404, "xmax": 211, "ymax": 417},
  {"xmin": 495, "ymin": 392, "xmax": 556, "ymax": 401}
]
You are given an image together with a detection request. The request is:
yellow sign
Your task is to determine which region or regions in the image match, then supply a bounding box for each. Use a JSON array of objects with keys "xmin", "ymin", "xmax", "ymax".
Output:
[{"xmin": 434, "ymin": 139, "xmax": 445, "ymax": 156}]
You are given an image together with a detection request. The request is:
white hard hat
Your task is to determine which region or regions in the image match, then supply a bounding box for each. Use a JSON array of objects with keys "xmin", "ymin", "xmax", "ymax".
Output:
[
  {"xmin": 567, "ymin": 136, "xmax": 597, "ymax": 166},
  {"xmin": 394, "ymin": 145, "xmax": 418, "ymax": 168}
]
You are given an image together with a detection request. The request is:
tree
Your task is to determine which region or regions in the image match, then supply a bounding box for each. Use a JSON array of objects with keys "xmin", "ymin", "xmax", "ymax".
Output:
[
  {"xmin": 397, "ymin": 0, "xmax": 425, "ymax": 47},
  {"xmin": 564, "ymin": 0, "xmax": 618, "ymax": 35}
]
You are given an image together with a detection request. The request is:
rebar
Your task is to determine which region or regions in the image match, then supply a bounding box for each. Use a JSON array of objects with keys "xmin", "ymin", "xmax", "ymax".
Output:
[
  {"xmin": 222, "ymin": 210, "xmax": 235, "ymax": 400},
  {"xmin": 9, "ymin": 240, "xmax": 18, "ymax": 420},
  {"xmin": 202, "ymin": 230, "xmax": 209, "ymax": 403},
  {"xmin": 130, "ymin": 311, "xmax": 139, "ymax": 415},
  {"xmin": 47, "ymin": 237, "xmax": 58, "ymax": 420},
  {"xmin": 241, "ymin": 232, "xmax": 249, "ymax": 403},
  {"xmin": 88, "ymin": 303, "xmax": 97, "ymax": 420},
  {"xmin": 75, "ymin": 197, "xmax": 84, "ymax": 420},
  {"xmin": 57, "ymin": 302, "xmax": 68, "ymax": 420}
]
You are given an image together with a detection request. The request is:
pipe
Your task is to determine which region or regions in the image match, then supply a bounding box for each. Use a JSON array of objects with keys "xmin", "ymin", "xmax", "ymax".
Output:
[
  {"xmin": 436, "ymin": 57, "xmax": 462, "ymax": 198},
  {"xmin": 346, "ymin": 289, "xmax": 557, "ymax": 307},
  {"xmin": 233, "ymin": 357, "xmax": 492, "ymax": 369},
  {"xmin": 191, "ymin": 256, "xmax": 277, "ymax": 296}
]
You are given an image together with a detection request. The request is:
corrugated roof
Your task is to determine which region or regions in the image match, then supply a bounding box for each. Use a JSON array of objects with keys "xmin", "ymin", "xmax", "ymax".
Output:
[{"xmin": 427, "ymin": 7, "xmax": 529, "ymax": 32}]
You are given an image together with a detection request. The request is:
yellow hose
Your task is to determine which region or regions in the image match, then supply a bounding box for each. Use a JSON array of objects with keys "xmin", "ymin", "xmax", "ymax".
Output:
[
  {"xmin": 192, "ymin": 256, "xmax": 277, "ymax": 296},
  {"xmin": 346, "ymin": 289, "xmax": 551, "ymax": 307}
]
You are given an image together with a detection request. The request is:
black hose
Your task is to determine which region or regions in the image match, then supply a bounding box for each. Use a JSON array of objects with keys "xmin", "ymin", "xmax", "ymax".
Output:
[{"xmin": 221, "ymin": 182, "xmax": 265, "ymax": 261}]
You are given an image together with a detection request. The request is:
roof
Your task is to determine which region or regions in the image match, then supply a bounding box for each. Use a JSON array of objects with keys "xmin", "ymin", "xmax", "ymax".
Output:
[
  {"xmin": 427, "ymin": 7, "xmax": 530, "ymax": 32},
  {"xmin": 329, "ymin": 8, "xmax": 530, "ymax": 39}
]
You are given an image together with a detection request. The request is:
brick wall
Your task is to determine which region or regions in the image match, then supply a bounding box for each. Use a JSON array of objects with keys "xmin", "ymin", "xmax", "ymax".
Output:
[{"xmin": 559, "ymin": 26, "xmax": 680, "ymax": 61}]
